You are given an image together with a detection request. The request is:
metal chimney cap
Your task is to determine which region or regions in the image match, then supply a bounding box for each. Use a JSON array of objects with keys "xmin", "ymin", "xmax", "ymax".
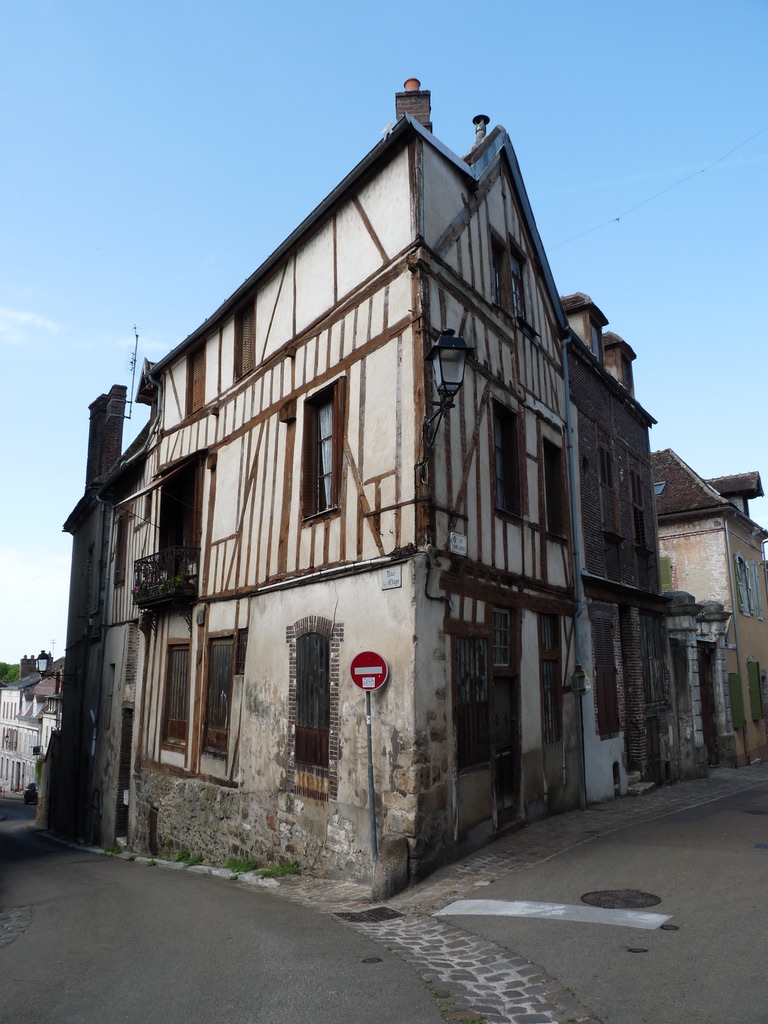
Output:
[{"xmin": 473, "ymin": 114, "xmax": 490, "ymax": 127}]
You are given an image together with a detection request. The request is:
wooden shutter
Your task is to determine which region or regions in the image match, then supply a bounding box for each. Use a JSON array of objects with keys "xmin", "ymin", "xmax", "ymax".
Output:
[
  {"xmin": 236, "ymin": 304, "xmax": 256, "ymax": 377},
  {"xmin": 592, "ymin": 610, "xmax": 620, "ymax": 735},
  {"xmin": 748, "ymin": 661, "xmax": 763, "ymax": 721},
  {"xmin": 729, "ymin": 672, "xmax": 745, "ymax": 729},
  {"xmin": 659, "ymin": 556, "xmax": 673, "ymax": 593},
  {"xmin": 204, "ymin": 638, "xmax": 233, "ymax": 752},
  {"xmin": 189, "ymin": 347, "xmax": 206, "ymax": 412},
  {"xmin": 163, "ymin": 645, "xmax": 190, "ymax": 743}
]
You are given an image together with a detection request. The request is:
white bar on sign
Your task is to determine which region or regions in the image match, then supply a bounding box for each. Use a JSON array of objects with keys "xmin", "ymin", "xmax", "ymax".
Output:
[{"xmin": 354, "ymin": 666, "xmax": 383, "ymax": 675}]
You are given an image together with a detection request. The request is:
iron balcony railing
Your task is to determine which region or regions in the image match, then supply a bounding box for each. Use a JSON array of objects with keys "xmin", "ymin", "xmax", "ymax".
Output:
[{"xmin": 132, "ymin": 547, "xmax": 200, "ymax": 608}]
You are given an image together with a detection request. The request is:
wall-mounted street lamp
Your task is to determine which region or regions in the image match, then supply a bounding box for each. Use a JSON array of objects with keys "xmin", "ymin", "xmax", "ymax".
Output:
[
  {"xmin": 35, "ymin": 651, "xmax": 50, "ymax": 678},
  {"xmin": 423, "ymin": 329, "xmax": 474, "ymax": 449}
]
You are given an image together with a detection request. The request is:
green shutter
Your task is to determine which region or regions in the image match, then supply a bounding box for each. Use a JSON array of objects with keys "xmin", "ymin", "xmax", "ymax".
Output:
[
  {"xmin": 729, "ymin": 673, "xmax": 746, "ymax": 729},
  {"xmin": 748, "ymin": 661, "xmax": 764, "ymax": 721},
  {"xmin": 659, "ymin": 556, "xmax": 673, "ymax": 593},
  {"xmin": 733, "ymin": 557, "xmax": 745, "ymax": 610}
]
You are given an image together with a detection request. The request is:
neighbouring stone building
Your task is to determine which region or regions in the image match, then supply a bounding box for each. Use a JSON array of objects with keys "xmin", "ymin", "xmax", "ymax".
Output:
[{"xmin": 652, "ymin": 449, "xmax": 768, "ymax": 765}]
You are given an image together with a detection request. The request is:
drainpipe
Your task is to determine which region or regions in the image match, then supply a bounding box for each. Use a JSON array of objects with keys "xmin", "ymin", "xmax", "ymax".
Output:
[
  {"xmin": 723, "ymin": 515, "xmax": 749, "ymax": 764},
  {"xmin": 561, "ymin": 329, "xmax": 588, "ymax": 810}
]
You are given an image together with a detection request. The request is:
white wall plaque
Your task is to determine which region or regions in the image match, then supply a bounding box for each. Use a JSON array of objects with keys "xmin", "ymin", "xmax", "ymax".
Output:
[
  {"xmin": 449, "ymin": 532, "xmax": 468, "ymax": 556},
  {"xmin": 381, "ymin": 565, "xmax": 402, "ymax": 590}
]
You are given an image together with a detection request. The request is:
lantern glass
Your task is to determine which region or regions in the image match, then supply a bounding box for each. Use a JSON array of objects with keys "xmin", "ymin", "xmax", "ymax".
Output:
[{"xmin": 36, "ymin": 651, "xmax": 49, "ymax": 675}]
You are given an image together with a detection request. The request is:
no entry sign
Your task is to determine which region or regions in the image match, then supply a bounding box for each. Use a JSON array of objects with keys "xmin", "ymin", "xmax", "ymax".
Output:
[{"xmin": 350, "ymin": 651, "xmax": 389, "ymax": 691}]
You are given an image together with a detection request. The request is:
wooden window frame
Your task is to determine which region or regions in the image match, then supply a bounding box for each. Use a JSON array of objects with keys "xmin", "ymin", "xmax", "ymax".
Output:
[
  {"xmin": 203, "ymin": 636, "xmax": 233, "ymax": 756},
  {"xmin": 540, "ymin": 613, "xmax": 562, "ymax": 744},
  {"xmin": 490, "ymin": 234, "xmax": 526, "ymax": 320},
  {"xmin": 630, "ymin": 465, "xmax": 647, "ymax": 548},
  {"xmin": 162, "ymin": 643, "xmax": 190, "ymax": 746},
  {"xmin": 542, "ymin": 439, "xmax": 565, "ymax": 537},
  {"xmin": 234, "ymin": 302, "xmax": 256, "ymax": 379},
  {"xmin": 592, "ymin": 608, "xmax": 620, "ymax": 737},
  {"xmin": 187, "ymin": 345, "xmax": 206, "ymax": 415},
  {"xmin": 492, "ymin": 609, "xmax": 511, "ymax": 668},
  {"xmin": 302, "ymin": 378, "xmax": 346, "ymax": 519},
  {"xmin": 493, "ymin": 405, "xmax": 521, "ymax": 516}
]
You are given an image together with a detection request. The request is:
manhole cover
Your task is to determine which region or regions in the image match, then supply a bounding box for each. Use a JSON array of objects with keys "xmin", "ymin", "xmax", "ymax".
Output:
[
  {"xmin": 361, "ymin": 956, "xmax": 382, "ymax": 963},
  {"xmin": 660, "ymin": 923, "xmax": 680, "ymax": 931},
  {"xmin": 626, "ymin": 947, "xmax": 648, "ymax": 953},
  {"xmin": 335, "ymin": 907, "xmax": 403, "ymax": 923},
  {"xmin": 582, "ymin": 889, "xmax": 661, "ymax": 909}
]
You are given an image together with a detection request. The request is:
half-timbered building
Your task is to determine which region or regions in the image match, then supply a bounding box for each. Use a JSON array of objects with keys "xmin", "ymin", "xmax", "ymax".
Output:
[{"xmin": 59, "ymin": 82, "xmax": 584, "ymax": 882}]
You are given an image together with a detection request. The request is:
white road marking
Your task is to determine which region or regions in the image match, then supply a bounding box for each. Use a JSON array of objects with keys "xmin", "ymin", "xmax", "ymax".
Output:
[{"xmin": 434, "ymin": 899, "xmax": 671, "ymax": 930}]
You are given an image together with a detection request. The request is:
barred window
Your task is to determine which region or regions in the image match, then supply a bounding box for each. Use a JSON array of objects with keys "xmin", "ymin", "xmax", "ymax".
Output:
[
  {"xmin": 456, "ymin": 637, "xmax": 490, "ymax": 769},
  {"xmin": 163, "ymin": 645, "xmax": 190, "ymax": 745},
  {"xmin": 540, "ymin": 614, "xmax": 561, "ymax": 744}
]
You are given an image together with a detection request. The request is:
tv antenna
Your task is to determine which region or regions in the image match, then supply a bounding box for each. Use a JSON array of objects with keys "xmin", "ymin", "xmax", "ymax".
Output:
[{"xmin": 125, "ymin": 325, "xmax": 140, "ymax": 420}]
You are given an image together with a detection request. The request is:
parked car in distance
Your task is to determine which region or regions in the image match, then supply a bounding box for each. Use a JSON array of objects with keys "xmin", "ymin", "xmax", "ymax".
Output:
[{"xmin": 23, "ymin": 782, "xmax": 38, "ymax": 805}]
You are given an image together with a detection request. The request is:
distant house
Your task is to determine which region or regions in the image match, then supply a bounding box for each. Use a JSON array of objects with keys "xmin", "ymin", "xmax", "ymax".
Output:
[
  {"xmin": 1, "ymin": 654, "xmax": 62, "ymax": 793},
  {"xmin": 652, "ymin": 449, "xmax": 768, "ymax": 765}
]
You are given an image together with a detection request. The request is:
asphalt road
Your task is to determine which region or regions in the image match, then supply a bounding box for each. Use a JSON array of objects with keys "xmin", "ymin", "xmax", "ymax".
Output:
[
  {"xmin": 0, "ymin": 799, "xmax": 442, "ymax": 1024},
  {"xmin": 445, "ymin": 780, "xmax": 768, "ymax": 1024}
]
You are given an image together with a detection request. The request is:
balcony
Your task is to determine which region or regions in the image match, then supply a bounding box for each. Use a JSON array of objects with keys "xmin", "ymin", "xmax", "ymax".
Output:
[{"xmin": 133, "ymin": 547, "xmax": 199, "ymax": 609}]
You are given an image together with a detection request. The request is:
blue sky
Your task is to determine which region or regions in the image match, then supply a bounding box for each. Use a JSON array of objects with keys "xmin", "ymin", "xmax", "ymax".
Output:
[{"xmin": 1, "ymin": 0, "xmax": 766, "ymax": 663}]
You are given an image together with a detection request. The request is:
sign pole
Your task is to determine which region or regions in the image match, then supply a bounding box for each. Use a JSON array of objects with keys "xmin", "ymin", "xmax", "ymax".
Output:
[
  {"xmin": 366, "ymin": 689, "xmax": 378, "ymax": 862},
  {"xmin": 350, "ymin": 651, "xmax": 388, "ymax": 865}
]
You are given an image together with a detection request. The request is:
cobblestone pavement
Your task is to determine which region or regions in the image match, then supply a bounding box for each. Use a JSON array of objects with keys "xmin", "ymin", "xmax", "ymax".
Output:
[{"xmin": 267, "ymin": 764, "xmax": 768, "ymax": 1023}]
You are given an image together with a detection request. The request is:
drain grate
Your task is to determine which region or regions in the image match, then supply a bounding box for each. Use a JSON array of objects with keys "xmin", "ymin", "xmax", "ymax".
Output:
[
  {"xmin": 335, "ymin": 907, "xmax": 404, "ymax": 923},
  {"xmin": 581, "ymin": 889, "xmax": 661, "ymax": 909}
]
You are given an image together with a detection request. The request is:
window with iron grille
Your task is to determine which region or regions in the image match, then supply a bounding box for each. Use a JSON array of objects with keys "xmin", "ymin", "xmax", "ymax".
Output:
[
  {"xmin": 163, "ymin": 644, "xmax": 190, "ymax": 745},
  {"xmin": 235, "ymin": 302, "xmax": 256, "ymax": 379},
  {"xmin": 493, "ymin": 407, "xmax": 520, "ymax": 516},
  {"xmin": 492, "ymin": 610, "xmax": 511, "ymax": 667},
  {"xmin": 204, "ymin": 637, "xmax": 233, "ymax": 754},
  {"xmin": 187, "ymin": 345, "xmax": 206, "ymax": 414},
  {"xmin": 456, "ymin": 637, "xmax": 490, "ymax": 769},
  {"xmin": 540, "ymin": 614, "xmax": 561, "ymax": 743},
  {"xmin": 543, "ymin": 439, "xmax": 565, "ymax": 536},
  {"xmin": 302, "ymin": 380, "xmax": 345, "ymax": 518},
  {"xmin": 295, "ymin": 632, "xmax": 330, "ymax": 796}
]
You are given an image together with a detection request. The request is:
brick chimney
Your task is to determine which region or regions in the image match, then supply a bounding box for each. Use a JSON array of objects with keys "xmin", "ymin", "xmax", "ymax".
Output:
[
  {"xmin": 395, "ymin": 78, "xmax": 432, "ymax": 132},
  {"xmin": 86, "ymin": 384, "xmax": 127, "ymax": 486}
]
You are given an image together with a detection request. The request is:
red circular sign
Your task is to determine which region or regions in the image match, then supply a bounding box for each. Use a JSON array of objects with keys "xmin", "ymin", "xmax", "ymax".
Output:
[{"xmin": 350, "ymin": 651, "xmax": 389, "ymax": 691}]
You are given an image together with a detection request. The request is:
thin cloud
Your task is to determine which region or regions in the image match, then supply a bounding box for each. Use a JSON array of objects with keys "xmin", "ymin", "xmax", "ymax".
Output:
[{"xmin": 0, "ymin": 307, "xmax": 61, "ymax": 345}]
